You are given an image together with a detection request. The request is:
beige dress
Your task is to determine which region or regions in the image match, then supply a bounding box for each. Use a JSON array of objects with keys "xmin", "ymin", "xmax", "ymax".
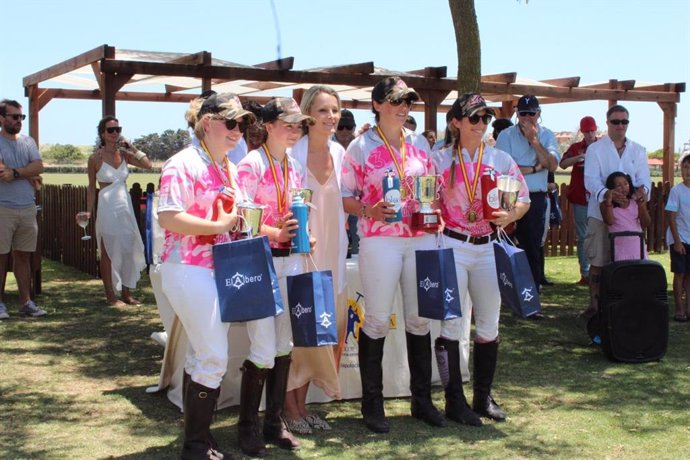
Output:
[{"xmin": 286, "ymin": 168, "xmax": 344, "ymax": 398}]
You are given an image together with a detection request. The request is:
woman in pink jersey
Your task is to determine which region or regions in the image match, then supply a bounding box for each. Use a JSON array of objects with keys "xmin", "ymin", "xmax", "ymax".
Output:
[
  {"xmin": 157, "ymin": 93, "xmax": 254, "ymax": 460},
  {"xmin": 236, "ymin": 97, "xmax": 311, "ymax": 456},
  {"xmin": 341, "ymin": 76, "xmax": 445, "ymax": 433},
  {"xmin": 433, "ymin": 94, "xmax": 529, "ymax": 424}
]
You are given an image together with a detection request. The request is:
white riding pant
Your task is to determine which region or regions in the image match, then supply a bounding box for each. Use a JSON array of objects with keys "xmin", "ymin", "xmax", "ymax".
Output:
[{"xmin": 358, "ymin": 234, "xmax": 435, "ymax": 339}]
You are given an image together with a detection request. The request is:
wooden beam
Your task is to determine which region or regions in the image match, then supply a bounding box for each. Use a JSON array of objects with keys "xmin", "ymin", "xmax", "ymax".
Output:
[
  {"xmin": 201, "ymin": 51, "xmax": 212, "ymax": 92},
  {"xmin": 254, "ymin": 57, "xmax": 294, "ymax": 70},
  {"xmin": 26, "ymin": 85, "xmax": 40, "ymax": 145},
  {"xmin": 480, "ymin": 72, "xmax": 517, "ymax": 83},
  {"xmin": 45, "ymin": 88, "xmax": 199, "ymax": 103},
  {"xmin": 91, "ymin": 62, "xmax": 104, "ymax": 92},
  {"xmin": 407, "ymin": 67, "xmax": 447, "ymax": 78},
  {"xmin": 23, "ymin": 44, "xmax": 114, "ymax": 86},
  {"xmin": 168, "ymin": 51, "xmax": 208, "ymax": 65},
  {"xmin": 415, "ymin": 89, "xmax": 452, "ymax": 133},
  {"xmin": 540, "ymin": 77, "xmax": 580, "ymax": 87},
  {"xmin": 316, "ymin": 62, "xmax": 374, "ymax": 74},
  {"xmin": 631, "ymin": 82, "xmax": 686, "ymax": 93},
  {"xmin": 165, "ymin": 84, "xmax": 188, "ymax": 93}
]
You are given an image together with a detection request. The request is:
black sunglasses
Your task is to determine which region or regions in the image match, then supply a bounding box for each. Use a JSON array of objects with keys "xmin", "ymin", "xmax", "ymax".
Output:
[
  {"xmin": 106, "ymin": 126, "xmax": 123, "ymax": 134},
  {"xmin": 467, "ymin": 114, "xmax": 493, "ymax": 125},
  {"xmin": 388, "ymin": 98, "xmax": 413, "ymax": 107},
  {"xmin": 5, "ymin": 114, "xmax": 26, "ymax": 121},
  {"xmin": 217, "ymin": 117, "xmax": 249, "ymax": 133},
  {"xmin": 337, "ymin": 125, "xmax": 355, "ymax": 131},
  {"xmin": 518, "ymin": 111, "xmax": 537, "ymax": 117},
  {"xmin": 608, "ymin": 119, "xmax": 630, "ymax": 126}
]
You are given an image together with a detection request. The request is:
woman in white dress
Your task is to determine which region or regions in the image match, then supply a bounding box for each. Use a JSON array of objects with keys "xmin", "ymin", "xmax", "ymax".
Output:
[
  {"xmin": 283, "ymin": 85, "xmax": 348, "ymax": 434},
  {"xmin": 82, "ymin": 116, "xmax": 151, "ymax": 306}
]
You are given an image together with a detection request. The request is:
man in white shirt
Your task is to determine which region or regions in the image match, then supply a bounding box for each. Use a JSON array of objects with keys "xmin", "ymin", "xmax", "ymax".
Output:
[{"xmin": 583, "ymin": 105, "xmax": 651, "ymax": 318}]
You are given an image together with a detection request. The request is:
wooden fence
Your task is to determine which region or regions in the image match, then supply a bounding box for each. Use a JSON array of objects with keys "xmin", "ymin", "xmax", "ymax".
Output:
[{"xmin": 28, "ymin": 181, "xmax": 673, "ymax": 278}]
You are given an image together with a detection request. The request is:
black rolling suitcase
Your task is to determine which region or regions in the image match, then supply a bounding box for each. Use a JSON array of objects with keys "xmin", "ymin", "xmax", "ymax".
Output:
[{"xmin": 589, "ymin": 231, "xmax": 668, "ymax": 363}]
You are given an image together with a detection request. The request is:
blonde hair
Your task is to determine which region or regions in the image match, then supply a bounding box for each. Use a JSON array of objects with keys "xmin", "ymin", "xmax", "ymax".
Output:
[
  {"xmin": 185, "ymin": 96, "xmax": 205, "ymax": 129},
  {"xmin": 299, "ymin": 85, "xmax": 341, "ymax": 134}
]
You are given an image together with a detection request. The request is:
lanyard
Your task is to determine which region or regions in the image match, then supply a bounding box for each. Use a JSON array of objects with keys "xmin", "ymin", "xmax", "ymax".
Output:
[
  {"xmin": 200, "ymin": 140, "xmax": 234, "ymax": 189},
  {"xmin": 263, "ymin": 143, "xmax": 289, "ymax": 213},
  {"xmin": 375, "ymin": 125, "xmax": 406, "ymax": 180},
  {"xmin": 456, "ymin": 143, "xmax": 484, "ymax": 204}
]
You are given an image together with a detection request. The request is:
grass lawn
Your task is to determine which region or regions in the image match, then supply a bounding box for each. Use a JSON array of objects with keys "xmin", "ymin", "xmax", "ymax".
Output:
[{"xmin": 1, "ymin": 254, "xmax": 689, "ymax": 459}]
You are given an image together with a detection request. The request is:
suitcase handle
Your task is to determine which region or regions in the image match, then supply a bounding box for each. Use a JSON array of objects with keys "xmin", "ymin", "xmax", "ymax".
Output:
[{"xmin": 608, "ymin": 231, "xmax": 645, "ymax": 260}]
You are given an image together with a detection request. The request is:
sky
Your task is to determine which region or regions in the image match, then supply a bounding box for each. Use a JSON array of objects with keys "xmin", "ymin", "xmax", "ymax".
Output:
[{"xmin": 1, "ymin": 0, "xmax": 688, "ymax": 152}]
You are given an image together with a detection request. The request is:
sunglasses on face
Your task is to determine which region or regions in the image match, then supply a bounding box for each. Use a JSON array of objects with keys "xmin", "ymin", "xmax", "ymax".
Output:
[
  {"xmin": 388, "ymin": 98, "xmax": 413, "ymax": 107},
  {"xmin": 337, "ymin": 125, "xmax": 355, "ymax": 131},
  {"xmin": 216, "ymin": 117, "xmax": 249, "ymax": 133},
  {"xmin": 608, "ymin": 119, "xmax": 629, "ymax": 126},
  {"xmin": 106, "ymin": 126, "xmax": 122, "ymax": 134},
  {"xmin": 518, "ymin": 111, "xmax": 537, "ymax": 117},
  {"xmin": 5, "ymin": 114, "xmax": 26, "ymax": 121},
  {"xmin": 467, "ymin": 114, "xmax": 493, "ymax": 125}
]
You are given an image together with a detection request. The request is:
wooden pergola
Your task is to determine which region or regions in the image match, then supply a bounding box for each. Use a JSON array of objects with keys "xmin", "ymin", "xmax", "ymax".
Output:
[{"xmin": 23, "ymin": 44, "xmax": 685, "ymax": 182}]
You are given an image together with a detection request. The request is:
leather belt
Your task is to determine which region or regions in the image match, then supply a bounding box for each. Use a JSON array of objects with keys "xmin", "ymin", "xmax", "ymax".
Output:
[
  {"xmin": 271, "ymin": 247, "xmax": 292, "ymax": 257},
  {"xmin": 443, "ymin": 228, "xmax": 496, "ymax": 245}
]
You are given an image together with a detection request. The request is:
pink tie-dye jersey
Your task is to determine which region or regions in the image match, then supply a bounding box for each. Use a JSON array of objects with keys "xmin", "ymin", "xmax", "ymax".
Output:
[
  {"xmin": 237, "ymin": 147, "xmax": 305, "ymax": 249},
  {"xmin": 157, "ymin": 139, "xmax": 246, "ymax": 268},
  {"xmin": 431, "ymin": 144, "xmax": 529, "ymax": 237},
  {"xmin": 341, "ymin": 128, "xmax": 432, "ymax": 238}
]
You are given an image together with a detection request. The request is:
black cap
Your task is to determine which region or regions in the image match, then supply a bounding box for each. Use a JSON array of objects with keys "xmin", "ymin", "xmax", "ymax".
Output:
[
  {"xmin": 517, "ymin": 95, "xmax": 540, "ymax": 112},
  {"xmin": 448, "ymin": 93, "xmax": 495, "ymax": 119},
  {"xmin": 371, "ymin": 76, "xmax": 419, "ymax": 103},
  {"xmin": 338, "ymin": 109, "xmax": 355, "ymax": 129}
]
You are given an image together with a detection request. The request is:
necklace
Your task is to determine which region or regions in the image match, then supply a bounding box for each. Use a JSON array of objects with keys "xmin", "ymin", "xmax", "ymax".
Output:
[
  {"xmin": 375, "ymin": 125, "xmax": 408, "ymax": 199},
  {"xmin": 263, "ymin": 143, "xmax": 289, "ymax": 213},
  {"xmin": 200, "ymin": 140, "xmax": 234, "ymax": 189},
  {"xmin": 455, "ymin": 143, "xmax": 484, "ymax": 223}
]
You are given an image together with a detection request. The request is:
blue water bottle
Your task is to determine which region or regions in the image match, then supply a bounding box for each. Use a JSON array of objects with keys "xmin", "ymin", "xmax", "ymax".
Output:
[
  {"xmin": 382, "ymin": 169, "xmax": 402, "ymax": 223},
  {"xmin": 291, "ymin": 195, "xmax": 311, "ymax": 253}
]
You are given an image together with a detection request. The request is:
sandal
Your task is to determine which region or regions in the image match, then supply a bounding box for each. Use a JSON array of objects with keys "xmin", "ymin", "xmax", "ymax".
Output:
[
  {"xmin": 304, "ymin": 414, "xmax": 332, "ymax": 431},
  {"xmin": 285, "ymin": 417, "xmax": 312, "ymax": 435},
  {"xmin": 673, "ymin": 313, "xmax": 688, "ymax": 322},
  {"xmin": 122, "ymin": 297, "xmax": 142, "ymax": 306}
]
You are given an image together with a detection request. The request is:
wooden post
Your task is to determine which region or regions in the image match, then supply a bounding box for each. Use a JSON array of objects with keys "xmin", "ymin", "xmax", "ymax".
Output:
[
  {"xmin": 659, "ymin": 101, "xmax": 677, "ymax": 184},
  {"xmin": 26, "ymin": 85, "xmax": 40, "ymax": 145},
  {"xmin": 414, "ymin": 89, "xmax": 451, "ymax": 135}
]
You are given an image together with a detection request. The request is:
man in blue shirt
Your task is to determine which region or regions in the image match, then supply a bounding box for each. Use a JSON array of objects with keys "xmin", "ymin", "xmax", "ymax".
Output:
[{"xmin": 496, "ymin": 95, "xmax": 560, "ymax": 297}]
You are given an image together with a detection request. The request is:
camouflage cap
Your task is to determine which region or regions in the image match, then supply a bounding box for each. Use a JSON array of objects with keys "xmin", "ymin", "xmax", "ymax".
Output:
[
  {"xmin": 262, "ymin": 97, "xmax": 314, "ymax": 124},
  {"xmin": 371, "ymin": 76, "xmax": 419, "ymax": 104},
  {"xmin": 449, "ymin": 93, "xmax": 495, "ymax": 119},
  {"xmin": 198, "ymin": 92, "xmax": 256, "ymax": 122}
]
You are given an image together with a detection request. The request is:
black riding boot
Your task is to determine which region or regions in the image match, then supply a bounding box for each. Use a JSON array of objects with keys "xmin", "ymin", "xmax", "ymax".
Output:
[
  {"xmin": 181, "ymin": 379, "xmax": 231, "ymax": 460},
  {"xmin": 263, "ymin": 355, "xmax": 300, "ymax": 450},
  {"xmin": 406, "ymin": 332, "xmax": 447, "ymax": 427},
  {"xmin": 435, "ymin": 337, "xmax": 482, "ymax": 426},
  {"xmin": 358, "ymin": 331, "xmax": 389, "ymax": 433},
  {"xmin": 238, "ymin": 360, "xmax": 268, "ymax": 457},
  {"xmin": 472, "ymin": 340, "xmax": 507, "ymax": 422}
]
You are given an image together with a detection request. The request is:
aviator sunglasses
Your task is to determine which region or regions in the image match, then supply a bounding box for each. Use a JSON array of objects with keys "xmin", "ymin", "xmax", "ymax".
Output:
[
  {"xmin": 388, "ymin": 98, "xmax": 413, "ymax": 107},
  {"xmin": 106, "ymin": 126, "xmax": 123, "ymax": 134},
  {"xmin": 467, "ymin": 114, "xmax": 493, "ymax": 125},
  {"xmin": 608, "ymin": 119, "xmax": 630, "ymax": 126},
  {"xmin": 518, "ymin": 111, "xmax": 537, "ymax": 117},
  {"xmin": 338, "ymin": 125, "xmax": 355, "ymax": 131}
]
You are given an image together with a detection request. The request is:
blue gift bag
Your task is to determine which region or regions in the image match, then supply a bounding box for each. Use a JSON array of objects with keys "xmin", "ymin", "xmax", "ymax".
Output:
[
  {"xmin": 415, "ymin": 248, "xmax": 462, "ymax": 321},
  {"xmin": 213, "ymin": 236, "xmax": 284, "ymax": 322},
  {"xmin": 492, "ymin": 232, "xmax": 541, "ymax": 318},
  {"xmin": 287, "ymin": 270, "xmax": 338, "ymax": 347}
]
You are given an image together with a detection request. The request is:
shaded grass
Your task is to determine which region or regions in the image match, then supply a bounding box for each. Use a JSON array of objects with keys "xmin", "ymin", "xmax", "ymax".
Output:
[{"xmin": 1, "ymin": 254, "xmax": 689, "ymax": 459}]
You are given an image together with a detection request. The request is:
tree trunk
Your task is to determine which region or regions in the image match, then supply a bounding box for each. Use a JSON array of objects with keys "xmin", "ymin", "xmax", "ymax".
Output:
[{"xmin": 448, "ymin": 0, "xmax": 481, "ymax": 94}]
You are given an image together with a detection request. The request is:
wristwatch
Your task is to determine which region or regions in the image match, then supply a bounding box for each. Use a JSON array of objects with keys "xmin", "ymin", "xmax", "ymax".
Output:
[{"xmin": 12, "ymin": 169, "xmax": 20, "ymax": 179}]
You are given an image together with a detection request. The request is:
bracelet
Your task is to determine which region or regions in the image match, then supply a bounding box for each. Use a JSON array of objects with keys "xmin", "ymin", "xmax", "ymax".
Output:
[
  {"xmin": 532, "ymin": 166, "xmax": 537, "ymax": 174},
  {"xmin": 360, "ymin": 205, "xmax": 368, "ymax": 218},
  {"xmin": 134, "ymin": 151, "xmax": 146, "ymax": 161}
]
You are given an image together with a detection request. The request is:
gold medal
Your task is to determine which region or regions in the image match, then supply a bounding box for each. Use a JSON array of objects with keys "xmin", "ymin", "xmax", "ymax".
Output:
[
  {"xmin": 400, "ymin": 187, "xmax": 407, "ymax": 200},
  {"xmin": 468, "ymin": 211, "xmax": 477, "ymax": 223}
]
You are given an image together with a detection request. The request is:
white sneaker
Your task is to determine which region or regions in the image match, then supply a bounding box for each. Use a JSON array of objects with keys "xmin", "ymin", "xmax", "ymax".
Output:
[
  {"xmin": 0, "ymin": 302, "xmax": 9, "ymax": 320},
  {"xmin": 19, "ymin": 300, "xmax": 47, "ymax": 317},
  {"xmin": 150, "ymin": 331, "xmax": 168, "ymax": 347}
]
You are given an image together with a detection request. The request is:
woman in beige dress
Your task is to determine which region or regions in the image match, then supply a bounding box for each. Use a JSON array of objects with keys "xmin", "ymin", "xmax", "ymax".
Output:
[{"xmin": 284, "ymin": 85, "xmax": 348, "ymax": 433}]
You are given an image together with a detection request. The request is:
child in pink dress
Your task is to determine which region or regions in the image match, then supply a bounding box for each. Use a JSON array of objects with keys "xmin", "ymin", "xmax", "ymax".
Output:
[{"xmin": 600, "ymin": 171, "xmax": 651, "ymax": 261}]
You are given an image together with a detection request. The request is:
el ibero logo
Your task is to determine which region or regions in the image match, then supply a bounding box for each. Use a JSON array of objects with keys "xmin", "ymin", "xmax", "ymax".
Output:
[
  {"xmin": 444, "ymin": 288, "xmax": 455, "ymax": 303},
  {"xmin": 419, "ymin": 277, "xmax": 440, "ymax": 292},
  {"xmin": 292, "ymin": 303, "xmax": 313, "ymax": 319},
  {"xmin": 226, "ymin": 271, "xmax": 263, "ymax": 290},
  {"xmin": 499, "ymin": 272, "xmax": 513, "ymax": 289},
  {"xmin": 319, "ymin": 312, "xmax": 333, "ymax": 328}
]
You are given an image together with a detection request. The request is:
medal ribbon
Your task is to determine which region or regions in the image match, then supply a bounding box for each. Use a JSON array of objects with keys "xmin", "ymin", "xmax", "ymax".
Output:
[
  {"xmin": 375, "ymin": 125, "xmax": 406, "ymax": 185},
  {"xmin": 200, "ymin": 140, "xmax": 234, "ymax": 189},
  {"xmin": 456, "ymin": 143, "xmax": 484, "ymax": 209},
  {"xmin": 263, "ymin": 143, "xmax": 289, "ymax": 213}
]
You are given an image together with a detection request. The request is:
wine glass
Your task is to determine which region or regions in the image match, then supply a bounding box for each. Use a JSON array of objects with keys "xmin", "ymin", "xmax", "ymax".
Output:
[{"xmin": 76, "ymin": 212, "xmax": 91, "ymax": 241}]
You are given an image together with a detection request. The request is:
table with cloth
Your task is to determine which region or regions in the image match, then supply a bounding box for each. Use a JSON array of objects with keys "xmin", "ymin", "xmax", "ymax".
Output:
[{"xmin": 147, "ymin": 256, "xmax": 468, "ymax": 409}]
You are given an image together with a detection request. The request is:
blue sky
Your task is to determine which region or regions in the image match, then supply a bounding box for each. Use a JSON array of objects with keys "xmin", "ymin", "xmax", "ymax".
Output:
[{"xmin": 1, "ymin": 0, "xmax": 688, "ymax": 152}]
